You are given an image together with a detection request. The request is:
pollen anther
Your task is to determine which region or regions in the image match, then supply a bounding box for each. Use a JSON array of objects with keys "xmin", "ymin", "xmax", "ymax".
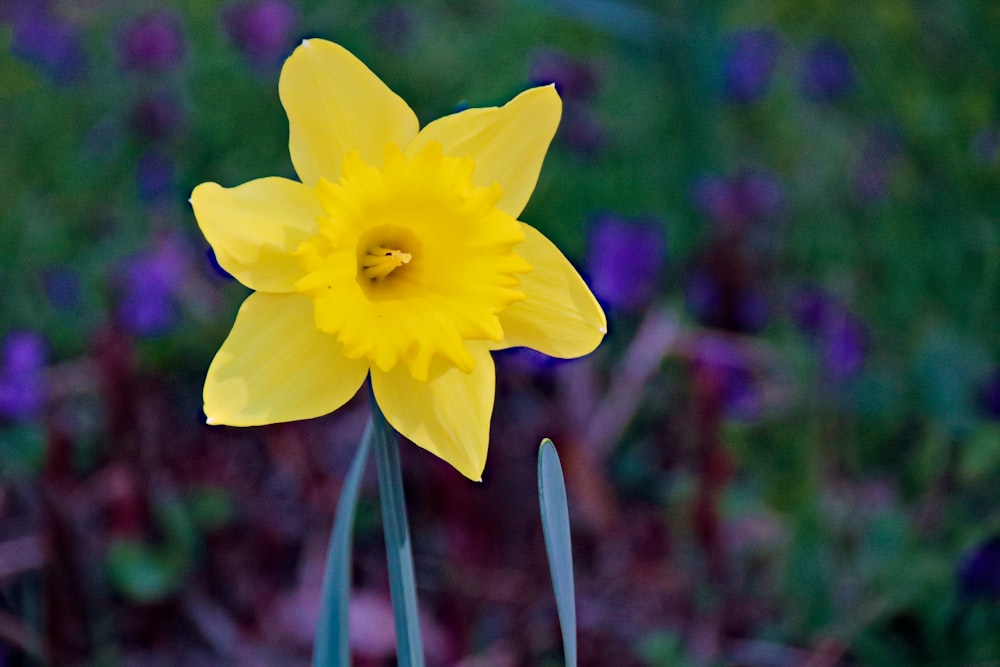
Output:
[{"xmin": 362, "ymin": 245, "xmax": 412, "ymax": 281}]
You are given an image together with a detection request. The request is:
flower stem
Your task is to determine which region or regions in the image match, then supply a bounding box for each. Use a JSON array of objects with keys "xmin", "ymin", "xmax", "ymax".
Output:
[
  {"xmin": 313, "ymin": 420, "xmax": 373, "ymax": 667},
  {"xmin": 370, "ymin": 389, "xmax": 426, "ymax": 666}
]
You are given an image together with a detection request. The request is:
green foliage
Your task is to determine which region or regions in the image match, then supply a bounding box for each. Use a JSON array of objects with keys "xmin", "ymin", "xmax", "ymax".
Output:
[
  {"xmin": 637, "ymin": 631, "xmax": 702, "ymax": 667},
  {"xmin": 0, "ymin": 425, "xmax": 45, "ymax": 479},
  {"xmin": 105, "ymin": 490, "xmax": 231, "ymax": 603},
  {"xmin": 106, "ymin": 540, "xmax": 188, "ymax": 604},
  {"xmin": 106, "ymin": 496, "xmax": 198, "ymax": 603},
  {"xmin": 538, "ymin": 439, "xmax": 577, "ymax": 667}
]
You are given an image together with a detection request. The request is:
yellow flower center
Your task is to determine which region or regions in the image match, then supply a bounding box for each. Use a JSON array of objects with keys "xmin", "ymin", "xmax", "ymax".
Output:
[
  {"xmin": 294, "ymin": 142, "xmax": 531, "ymax": 381},
  {"xmin": 361, "ymin": 245, "xmax": 412, "ymax": 281}
]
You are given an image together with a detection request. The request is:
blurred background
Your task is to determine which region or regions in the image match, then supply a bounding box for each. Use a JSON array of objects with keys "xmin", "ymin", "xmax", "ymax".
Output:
[{"xmin": 1, "ymin": 0, "xmax": 999, "ymax": 664}]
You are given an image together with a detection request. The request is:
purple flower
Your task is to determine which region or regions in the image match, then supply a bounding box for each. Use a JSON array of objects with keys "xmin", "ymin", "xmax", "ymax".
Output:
[
  {"xmin": 0, "ymin": 331, "xmax": 47, "ymax": 421},
  {"xmin": 971, "ymin": 127, "xmax": 1000, "ymax": 168},
  {"xmin": 820, "ymin": 314, "xmax": 866, "ymax": 380},
  {"xmin": 980, "ymin": 368, "xmax": 1000, "ymax": 420},
  {"xmin": 735, "ymin": 170, "xmax": 785, "ymax": 219},
  {"xmin": 693, "ymin": 339, "xmax": 761, "ymax": 422},
  {"xmin": 496, "ymin": 347, "xmax": 563, "ymax": 376},
  {"xmin": 686, "ymin": 267, "xmax": 769, "ymax": 335},
  {"xmin": 0, "ymin": 0, "xmax": 43, "ymax": 25},
  {"xmin": 136, "ymin": 151, "xmax": 175, "ymax": 202},
  {"xmin": 722, "ymin": 363, "xmax": 760, "ymax": 421},
  {"xmin": 791, "ymin": 287, "xmax": 827, "ymax": 339},
  {"xmin": 528, "ymin": 48, "xmax": 597, "ymax": 101},
  {"xmin": 792, "ymin": 287, "xmax": 867, "ymax": 380},
  {"xmin": 722, "ymin": 28, "xmax": 781, "ymax": 104},
  {"xmin": 560, "ymin": 104, "xmax": 606, "ymax": 157},
  {"xmin": 118, "ymin": 236, "xmax": 189, "ymax": 336},
  {"xmin": 853, "ymin": 165, "xmax": 890, "ymax": 204},
  {"xmin": 587, "ymin": 215, "xmax": 665, "ymax": 312},
  {"xmin": 224, "ymin": 0, "xmax": 298, "ymax": 67},
  {"xmin": 42, "ymin": 267, "xmax": 81, "ymax": 310},
  {"xmin": 3, "ymin": 332, "xmax": 45, "ymax": 374},
  {"xmin": 119, "ymin": 298, "xmax": 177, "ymax": 336},
  {"xmin": 691, "ymin": 174, "xmax": 736, "ymax": 223},
  {"xmin": 801, "ymin": 40, "xmax": 855, "ymax": 103},
  {"xmin": 958, "ymin": 536, "xmax": 1000, "ymax": 600},
  {"xmin": 10, "ymin": 11, "xmax": 86, "ymax": 84},
  {"xmin": 370, "ymin": 5, "xmax": 413, "ymax": 52},
  {"xmin": 691, "ymin": 169, "xmax": 785, "ymax": 231},
  {"xmin": 130, "ymin": 92, "xmax": 185, "ymax": 141},
  {"xmin": 853, "ymin": 126, "xmax": 903, "ymax": 204},
  {"xmin": 119, "ymin": 12, "xmax": 185, "ymax": 72},
  {"xmin": 527, "ymin": 49, "xmax": 603, "ymax": 156},
  {"xmin": 205, "ymin": 247, "xmax": 235, "ymax": 282}
]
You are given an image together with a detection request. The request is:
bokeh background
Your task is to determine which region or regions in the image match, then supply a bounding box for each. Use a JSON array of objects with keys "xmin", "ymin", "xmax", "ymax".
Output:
[{"xmin": 2, "ymin": 0, "xmax": 1000, "ymax": 664}]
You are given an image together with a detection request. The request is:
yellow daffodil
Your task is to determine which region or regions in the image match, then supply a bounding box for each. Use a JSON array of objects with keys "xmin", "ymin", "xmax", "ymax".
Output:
[{"xmin": 191, "ymin": 39, "xmax": 606, "ymax": 480}]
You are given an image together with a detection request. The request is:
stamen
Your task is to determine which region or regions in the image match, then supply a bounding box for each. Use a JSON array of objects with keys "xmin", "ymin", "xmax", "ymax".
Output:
[{"xmin": 361, "ymin": 245, "xmax": 412, "ymax": 281}]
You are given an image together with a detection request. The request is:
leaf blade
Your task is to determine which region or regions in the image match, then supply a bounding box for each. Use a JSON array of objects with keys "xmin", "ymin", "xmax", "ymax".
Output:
[
  {"xmin": 538, "ymin": 438, "xmax": 577, "ymax": 667},
  {"xmin": 313, "ymin": 419, "xmax": 374, "ymax": 667}
]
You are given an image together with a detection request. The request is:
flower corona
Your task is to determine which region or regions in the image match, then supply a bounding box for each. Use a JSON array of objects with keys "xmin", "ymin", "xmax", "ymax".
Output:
[{"xmin": 294, "ymin": 142, "xmax": 532, "ymax": 382}]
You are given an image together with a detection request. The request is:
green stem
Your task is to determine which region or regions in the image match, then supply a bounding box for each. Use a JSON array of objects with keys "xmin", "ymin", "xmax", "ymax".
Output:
[
  {"xmin": 370, "ymin": 390, "xmax": 426, "ymax": 666},
  {"xmin": 313, "ymin": 420, "xmax": 373, "ymax": 667}
]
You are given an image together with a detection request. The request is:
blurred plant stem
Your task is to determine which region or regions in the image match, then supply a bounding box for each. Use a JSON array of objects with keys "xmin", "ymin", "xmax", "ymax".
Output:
[{"xmin": 370, "ymin": 390, "xmax": 425, "ymax": 666}]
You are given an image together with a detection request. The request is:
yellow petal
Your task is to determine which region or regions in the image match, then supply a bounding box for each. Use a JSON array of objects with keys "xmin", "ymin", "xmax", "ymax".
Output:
[
  {"xmin": 407, "ymin": 86, "xmax": 561, "ymax": 218},
  {"xmin": 205, "ymin": 292, "xmax": 369, "ymax": 426},
  {"xmin": 371, "ymin": 343, "xmax": 495, "ymax": 481},
  {"xmin": 279, "ymin": 39, "xmax": 419, "ymax": 187},
  {"xmin": 497, "ymin": 224, "xmax": 607, "ymax": 357},
  {"xmin": 191, "ymin": 178, "xmax": 320, "ymax": 292}
]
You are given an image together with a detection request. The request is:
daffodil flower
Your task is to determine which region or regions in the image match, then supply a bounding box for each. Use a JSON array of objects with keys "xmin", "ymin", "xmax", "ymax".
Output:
[{"xmin": 191, "ymin": 39, "xmax": 606, "ymax": 480}]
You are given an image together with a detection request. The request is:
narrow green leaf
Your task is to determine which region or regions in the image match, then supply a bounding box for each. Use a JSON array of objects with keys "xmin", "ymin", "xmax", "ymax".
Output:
[
  {"xmin": 370, "ymin": 393, "xmax": 425, "ymax": 667},
  {"xmin": 313, "ymin": 420, "xmax": 373, "ymax": 667},
  {"xmin": 538, "ymin": 438, "xmax": 577, "ymax": 667}
]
